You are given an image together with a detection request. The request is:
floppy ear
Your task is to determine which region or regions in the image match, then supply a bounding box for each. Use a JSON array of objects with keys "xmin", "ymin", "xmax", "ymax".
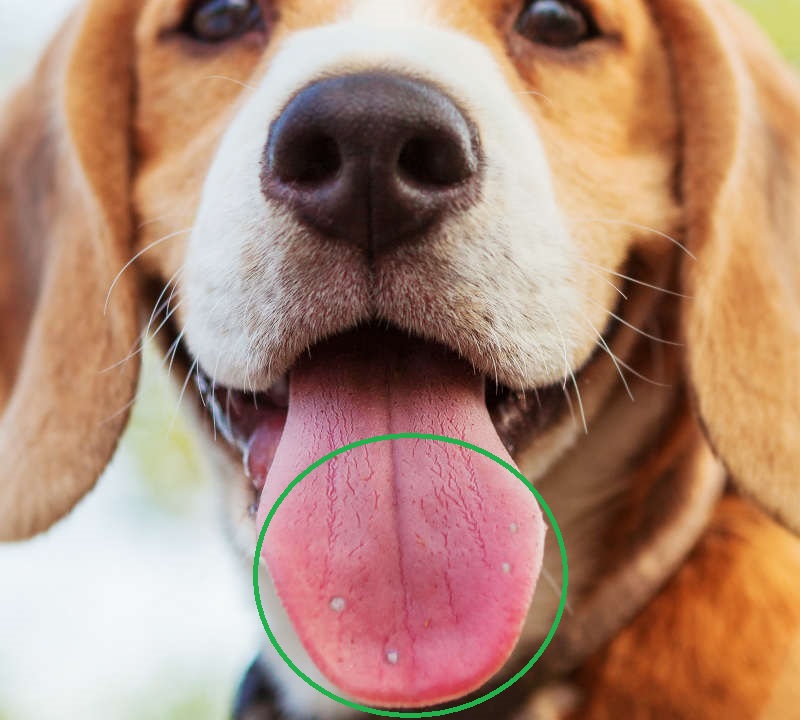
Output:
[
  {"xmin": 649, "ymin": 0, "xmax": 800, "ymax": 533},
  {"xmin": 0, "ymin": 1, "xmax": 143, "ymax": 540}
]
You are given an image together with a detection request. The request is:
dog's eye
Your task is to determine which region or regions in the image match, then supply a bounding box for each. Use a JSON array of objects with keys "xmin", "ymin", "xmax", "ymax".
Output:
[
  {"xmin": 188, "ymin": 0, "xmax": 264, "ymax": 42},
  {"xmin": 515, "ymin": 0, "xmax": 596, "ymax": 48}
]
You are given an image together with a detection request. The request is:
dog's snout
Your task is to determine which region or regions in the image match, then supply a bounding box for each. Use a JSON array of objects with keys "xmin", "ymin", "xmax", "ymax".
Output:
[{"xmin": 262, "ymin": 73, "xmax": 481, "ymax": 255}]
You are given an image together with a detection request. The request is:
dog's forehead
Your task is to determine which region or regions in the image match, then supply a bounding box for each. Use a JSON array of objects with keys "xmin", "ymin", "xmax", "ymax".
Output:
[
  {"xmin": 275, "ymin": 0, "xmax": 498, "ymax": 30},
  {"xmin": 275, "ymin": 0, "xmax": 652, "ymax": 31},
  {"xmin": 133, "ymin": 0, "xmax": 669, "ymax": 125}
]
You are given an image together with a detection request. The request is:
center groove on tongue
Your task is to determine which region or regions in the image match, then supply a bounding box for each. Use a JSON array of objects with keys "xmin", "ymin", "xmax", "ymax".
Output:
[{"xmin": 258, "ymin": 331, "xmax": 544, "ymax": 708}]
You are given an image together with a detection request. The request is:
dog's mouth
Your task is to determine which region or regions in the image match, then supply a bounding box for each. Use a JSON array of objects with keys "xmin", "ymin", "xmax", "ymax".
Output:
[
  {"xmin": 197, "ymin": 332, "xmax": 563, "ymax": 482},
  {"xmin": 197, "ymin": 327, "xmax": 547, "ymax": 708}
]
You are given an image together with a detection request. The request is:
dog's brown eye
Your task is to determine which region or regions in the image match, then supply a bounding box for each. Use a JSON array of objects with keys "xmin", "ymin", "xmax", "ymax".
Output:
[
  {"xmin": 189, "ymin": 0, "xmax": 264, "ymax": 42},
  {"xmin": 515, "ymin": 0, "xmax": 595, "ymax": 48}
]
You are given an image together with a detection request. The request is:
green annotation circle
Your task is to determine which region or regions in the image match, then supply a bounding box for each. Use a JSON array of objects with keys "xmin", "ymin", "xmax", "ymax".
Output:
[{"xmin": 252, "ymin": 433, "xmax": 568, "ymax": 717}]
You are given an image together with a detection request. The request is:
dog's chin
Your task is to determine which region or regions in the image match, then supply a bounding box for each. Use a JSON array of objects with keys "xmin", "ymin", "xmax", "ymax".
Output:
[{"xmin": 194, "ymin": 326, "xmax": 562, "ymax": 709}]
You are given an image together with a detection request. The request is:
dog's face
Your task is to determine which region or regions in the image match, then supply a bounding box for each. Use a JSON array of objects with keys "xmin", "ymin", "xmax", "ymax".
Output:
[
  {"xmin": 1, "ymin": 0, "xmax": 799, "ymax": 716},
  {"xmin": 135, "ymin": 0, "xmax": 678, "ymax": 396},
  {"xmin": 130, "ymin": 1, "xmax": 680, "ymax": 708}
]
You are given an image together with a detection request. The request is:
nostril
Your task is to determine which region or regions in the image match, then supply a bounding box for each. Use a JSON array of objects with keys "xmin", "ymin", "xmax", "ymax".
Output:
[
  {"xmin": 274, "ymin": 133, "xmax": 341, "ymax": 185},
  {"xmin": 398, "ymin": 133, "xmax": 475, "ymax": 188},
  {"xmin": 262, "ymin": 73, "xmax": 483, "ymax": 254}
]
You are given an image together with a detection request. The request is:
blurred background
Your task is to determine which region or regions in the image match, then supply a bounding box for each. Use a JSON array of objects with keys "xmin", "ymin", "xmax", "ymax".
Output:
[
  {"xmin": 0, "ymin": 6, "xmax": 259, "ymax": 720},
  {"xmin": 0, "ymin": 2, "xmax": 796, "ymax": 719}
]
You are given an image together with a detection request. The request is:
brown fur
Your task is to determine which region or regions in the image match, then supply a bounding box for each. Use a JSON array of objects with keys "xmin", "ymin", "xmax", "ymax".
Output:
[
  {"xmin": 567, "ymin": 497, "xmax": 800, "ymax": 720},
  {"xmin": 0, "ymin": 1, "xmax": 142, "ymax": 539},
  {"xmin": 0, "ymin": 0, "xmax": 798, "ymax": 717},
  {"xmin": 652, "ymin": 0, "xmax": 800, "ymax": 535}
]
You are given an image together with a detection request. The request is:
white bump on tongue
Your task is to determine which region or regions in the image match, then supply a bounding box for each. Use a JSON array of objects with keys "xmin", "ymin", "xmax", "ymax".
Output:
[{"xmin": 257, "ymin": 333, "xmax": 544, "ymax": 708}]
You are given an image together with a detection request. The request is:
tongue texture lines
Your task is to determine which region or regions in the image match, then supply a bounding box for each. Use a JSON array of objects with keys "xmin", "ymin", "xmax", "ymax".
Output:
[
  {"xmin": 258, "ymin": 334, "xmax": 545, "ymax": 707},
  {"xmin": 389, "ymin": 424, "xmax": 421, "ymax": 673}
]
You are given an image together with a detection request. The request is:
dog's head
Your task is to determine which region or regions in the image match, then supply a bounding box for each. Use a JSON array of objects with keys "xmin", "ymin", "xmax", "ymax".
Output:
[{"xmin": 1, "ymin": 0, "xmax": 799, "ymax": 712}]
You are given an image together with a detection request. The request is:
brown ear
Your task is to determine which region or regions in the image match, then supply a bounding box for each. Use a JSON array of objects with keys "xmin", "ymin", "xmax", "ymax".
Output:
[
  {"xmin": 650, "ymin": 0, "xmax": 800, "ymax": 533},
  {"xmin": 0, "ymin": 1, "xmax": 143, "ymax": 540}
]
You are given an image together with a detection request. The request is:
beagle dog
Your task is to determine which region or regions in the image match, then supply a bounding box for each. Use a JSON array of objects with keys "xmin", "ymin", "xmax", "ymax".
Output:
[{"xmin": 1, "ymin": 1, "xmax": 799, "ymax": 718}]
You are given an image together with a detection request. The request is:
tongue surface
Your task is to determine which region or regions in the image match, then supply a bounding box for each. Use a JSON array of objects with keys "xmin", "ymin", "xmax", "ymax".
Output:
[{"xmin": 258, "ymin": 332, "xmax": 544, "ymax": 708}]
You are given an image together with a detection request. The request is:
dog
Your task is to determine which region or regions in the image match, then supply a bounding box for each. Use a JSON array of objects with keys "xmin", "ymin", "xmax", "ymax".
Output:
[{"xmin": 1, "ymin": 0, "xmax": 799, "ymax": 718}]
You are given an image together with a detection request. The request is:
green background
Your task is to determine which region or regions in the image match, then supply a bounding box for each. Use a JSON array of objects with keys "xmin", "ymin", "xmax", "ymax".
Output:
[{"xmin": 739, "ymin": 0, "xmax": 800, "ymax": 64}]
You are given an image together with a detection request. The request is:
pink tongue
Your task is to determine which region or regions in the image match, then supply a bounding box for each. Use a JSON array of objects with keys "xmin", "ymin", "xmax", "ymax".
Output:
[{"xmin": 257, "ymin": 333, "xmax": 544, "ymax": 708}]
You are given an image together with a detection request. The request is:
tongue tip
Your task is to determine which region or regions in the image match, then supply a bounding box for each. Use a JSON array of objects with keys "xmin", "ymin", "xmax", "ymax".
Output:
[
  {"xmin": 274, "ymin": 521, "xmax": 545, "ymax": 710},
  {"xmin": 262, "ymin": 466, "xmax": 546, "ymax": 712},
  {"xmin": 305, "ymin": 630, "xmax": 526, "ymax": 710}
]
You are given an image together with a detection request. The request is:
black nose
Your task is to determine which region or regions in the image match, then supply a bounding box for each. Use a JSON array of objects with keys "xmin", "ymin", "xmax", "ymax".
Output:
[{"xmin": 261, "ymin": 73, "xmax": 481, "ymax": 256}]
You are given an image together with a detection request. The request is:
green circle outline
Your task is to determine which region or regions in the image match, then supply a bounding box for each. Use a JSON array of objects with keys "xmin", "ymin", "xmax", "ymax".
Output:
[{"xmin": 252, "ymin": 433, "xmax": 568, "ymax": 717}]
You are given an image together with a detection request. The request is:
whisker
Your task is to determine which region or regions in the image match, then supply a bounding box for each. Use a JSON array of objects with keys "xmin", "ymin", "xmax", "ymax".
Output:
[
  {"xmin": 615, "ymin": 356, "xmax": 673, "ymax": 389},
  {"xmin": 170, "ymin": 357, "xmax": 199, "ymax": 431},
  {"xmin": 514, "ymin": 89, "xmax": 555, "ymax": 108},
  {"xmin": 101, "ymin": 268, "xmax": 182, "ymax": 372},
  {"xmin": 99, "ymin": 397, "xmax": 137, "ymax": 427},
  {"xmin": 580, "ymin": 261, "xmax": 628, "ymax": 301},
  {"xmin": 560, "ymin": 381, "xmax": 578, "ymax": 429},
  {"xmin": 136, "ymin": 212, "xmax": 190, "ymax": 231},
  {"xmin": 196, "ymin": 363, "xmax": 207, "ymax": 409},
  {"xmin": 145, "ymin": 267, "xmax": 185, "ymax": 335},
  {"xmin": 226, "ymin": 389, "xmax": 233, "ymax": 438},
  {"xmin": 590, "ymin": 300, "xmax": 683, "ymax": 347},
  {"xmin": 542, "ymin": 568, "xmax": 572, "ymax": 614},
  {"xmin": 131, "ymin": 269, "xmax": 185, "ymax": 356},
  {"xmin": 568, "ymin": 216, "xmax": 696, "ymax": 261},
  {"xmin": 148, "ymin": 300, "xmax": 184, "ymax": 345},
  {"xmin": 543, "ymin": 304, "xmax": 588, "ymax": 434},
  {"xmin": 582, "ymin": 260, "xmax": 692, "ymax": 299},
  {"xmin": 100, "ymin": 330, "xmax": 149, "ymax": 374},
  {"xmin": 104, "ymin": 227, "xmax": 193, "ymax": 315},
  {"xmin": 203, "ymin": 74, "xmax": 258, "ymax": 91},
  {"xmin": 100, "ymin": 300, "xmax": 184, "ymax": 374},
  {"xmin": 165, "ymin": 329, "xmax": 187, "ymax": 375},
  {"xmin": 210, "ymin": 351, "xmax": 223, "ymax": 442},
  {"xmin": 163, "ymin": 292, "xmax": 229, "ymax": 437},
  {"xmin": 583, "ymin": 315, "xmax": 634, "ymax": 402},
  {"xmin": 567, "ymin": 367, "xmax": 588, "ymax": 434}
]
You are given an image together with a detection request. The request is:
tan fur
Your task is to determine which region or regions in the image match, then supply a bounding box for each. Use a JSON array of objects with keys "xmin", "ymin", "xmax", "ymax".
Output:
[
  {"xmin": 0, "ymin": 0, "xmax": 798, "ymax": 717},
  {"xmin": 650, "ymin": 0, "xmax": 800, "ymax": 534},
  {"xmin": 566, "ymin": 497, "xmax": 800, "ymax": 720},
  {"xmin": 0, "ymin": 1, "xmax": 142, "ymax": 540}
]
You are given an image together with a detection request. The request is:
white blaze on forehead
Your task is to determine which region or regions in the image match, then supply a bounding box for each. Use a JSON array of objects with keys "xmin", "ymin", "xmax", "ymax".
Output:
[
  {"xmin": 344, "ymin": 0, "xmax": 439, "ymax": 25},
  {"xmin": 261, "ymin": 22, "xmax": 511, "ymax": 115}
]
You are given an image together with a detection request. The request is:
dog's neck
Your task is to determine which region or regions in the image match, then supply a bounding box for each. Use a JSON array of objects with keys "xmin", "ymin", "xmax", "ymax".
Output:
[
  {"xmin": 507, "ymin": 257, "xmax": 726, "ymax": 685},
  {"xmin": 518, "ymin": 384, "xmax": 724, "ymax": 684}
]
